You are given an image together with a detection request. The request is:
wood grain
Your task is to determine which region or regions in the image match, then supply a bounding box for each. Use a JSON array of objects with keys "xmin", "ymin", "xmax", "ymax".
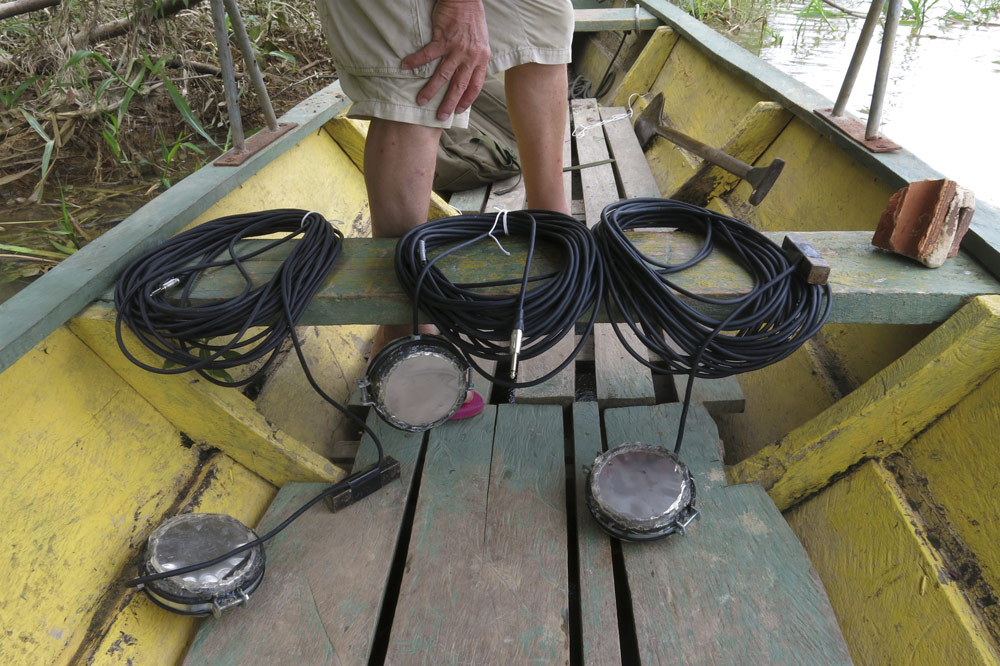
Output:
[
  {"xmin": 385, "ymin": 404, "xmax": 569, "ymax": 665},
  {"xmin": 572, "ymin": 403, "xmax": 622, "ymax": 666},
  {"xmin": 603, "ymin": 403, "xmax": 851, "ymax": 665},
  {"xmin": 729, "ymin": 295, "xmax": 1000, "ymax": 510},
  {"xmin": 80, "ymin": 231, "xmax": 1000, "ymax": 328},
  {"xmin": 786, "ymin": 461, "xmax": 999, "ymax": 665},
  {"xmin": 184, "ymin": 414, "xmax": 423, "ymax": 666},
  {"xmin": 576, "ymin": 100, "xmax": 656, "ymax": 408}
]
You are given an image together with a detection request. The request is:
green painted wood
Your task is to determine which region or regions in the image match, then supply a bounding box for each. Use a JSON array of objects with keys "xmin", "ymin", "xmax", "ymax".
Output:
[
  {"xmin": 0, "ymin": 82, "xmax": 353, "ymax": 375},
  {"xmin": 603, "ymin": 403, "xmax": 727, "ymax": 492},
  {"xmin": 590, "ymin": 105, "xmax": 658, "ymax": 407},
  {"xmin": 602, "ymin": 403, "xmax": 852, "ymax": 664},
  {"xmin": 385, "ymin": 404, "xmax": 569, "ymax": 664},
  {"xmin": 572, "ymin": 402, "xmax": 622, "ymax": 666},
  {"xmin": 670, "ymin": 373, "xmax": 746, "ymax": 415},
  {"xmin": 574, "ymin": 7, "xmax": 660, "ymax": 32},
  {"xmin": 633, "ymin": 0, "xmax": 1000, "ymax": 276},
  {"xmin": 183, "ymin": 412, "xmax": 422, "ymax": 666},
  {"xmin": 448, "ymin": 185, "xmax": 489, "ymax": 214},
  {"xmin": 513, "ymin": 109, "xmax": 576, "ymax": 406},
  {"xmin": 572, "ymin": 99, "xmax": 619, "ymax": 230},
  {"xmin": 623, "ymin": 484, "xmax": 853, "ymax": 665},
  {"xmin": 571, "ymin": 99, "xmax": 656, "ymax": 407},
  {"xmin": 82, "ymin": 230, "xmax": 1000, "ymax": 326}
]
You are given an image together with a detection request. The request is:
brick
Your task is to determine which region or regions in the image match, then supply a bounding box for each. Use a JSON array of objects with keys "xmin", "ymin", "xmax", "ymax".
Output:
[{"xmin": 872, "ymin": 179, "xmax": 976, "ymax": 268}]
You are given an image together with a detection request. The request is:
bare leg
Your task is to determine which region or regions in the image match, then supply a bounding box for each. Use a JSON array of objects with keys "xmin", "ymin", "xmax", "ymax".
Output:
[
  {"xmin": 365, "ymin": 119, "xmax": 442, "ymax": 354},
  {"xmin": 505, "ymin": 63, "xmax": 570, "ymax": 214}
]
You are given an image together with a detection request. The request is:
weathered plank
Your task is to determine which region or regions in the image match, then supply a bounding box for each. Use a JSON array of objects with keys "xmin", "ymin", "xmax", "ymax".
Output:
[
  {"xmin": 572, "ymin": 98, "xmax": 620, "ymax": 230},
  {"xmin": 80, "ymin": 230, "xmax": 1000, "ymax": 327},
  {"xmin": 729, "ymin": 295, "xmax": 1000, "ymax": 510},
  {"xmin": 84, "ymin": 455, "xmax": 275, "ymax": 666},
  {"xmin": 623, "ymin": 483, "xmax": 853, "ymax": 665},
  {"xmin": 610, "ymin": 26, "xmax": 679, "ymax": 107},
  {"xmin": 69, "ymin": 317, "xmax": 346, "ymax": 486},
  {"xmin": 0, "ymin": 83, "xmax": 354, "ymax": 375},
  {"xmin": 786, "ymin": 460, "xmax": 999, "ymax": 665},
  {"xmin": 603, "ymin": 404, "xmax": 852, "ymax": 665},
  {"xmin": 670, "ymin": 372, "xmax": 745, "ymax": 416},
  {"xmin": 184, "ymin": 414, "xmax": 422, "ymax": 666},
  {"xmin": 600, "ymin": 105, "xmax": 661, "ymax": 200},
  {"xmin": 0, "ymin": 328, "xmax": 207, "ymax": 666},
  {"xmin": 572, "ymin": 402, "xmax": 622, "ymax": 666},
  {"xmin": 514, "ymin": 107, "xmax": 575, "ymax": 405},
  {"xmin": 891, "ymin": 368, "xmax": 1000, "ymax": 599},
  {"xmin": 575, "ymin": 99, "xmax": 656, "ymax": 407},
  {"xmin": 574, "ymin": 7, "xmax": 659, "ymax": 32},
  {"xmin": 385, "ymin": 404, "xmax": 569, "ymax": 664},
  {"xmin": 448, "ymin": 185, "xmax": 489, "ymax": 214}
]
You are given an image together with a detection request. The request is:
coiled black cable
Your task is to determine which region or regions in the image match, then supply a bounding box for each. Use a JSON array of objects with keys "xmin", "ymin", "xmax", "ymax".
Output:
[
  {"xmin": 394, "ymin": 210, "xmax": 603, "ymax": 388},
  {"xmin": 115, "ymin": 208, "xmax": 385, "ymax": 587},
  {"xmin": 594, "ymin": 198, "xmax": 832, "ymax": 453}
]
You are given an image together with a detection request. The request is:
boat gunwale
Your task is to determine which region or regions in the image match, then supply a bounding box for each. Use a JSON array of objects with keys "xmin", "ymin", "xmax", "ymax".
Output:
[{"xmin": 635, "ymin": 0, "xmax": 1000, "ymax": 274}]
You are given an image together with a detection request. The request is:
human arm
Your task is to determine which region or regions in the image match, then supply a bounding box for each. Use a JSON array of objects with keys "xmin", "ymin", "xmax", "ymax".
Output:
[{"xmin": 401, "ymin": 0, "xmax": 490, "ymax": 121}]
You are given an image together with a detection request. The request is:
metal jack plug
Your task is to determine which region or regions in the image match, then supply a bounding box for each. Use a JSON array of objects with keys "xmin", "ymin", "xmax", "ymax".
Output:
[{"xmin": 509, "ymin": 328, "xmax": 523, "ymax": 380}]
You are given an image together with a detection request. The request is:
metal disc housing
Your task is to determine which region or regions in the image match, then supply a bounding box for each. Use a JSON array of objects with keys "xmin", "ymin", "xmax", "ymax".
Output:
[
  {"xmin": 140, "ymin": 513, "xmax": 265, "ymax": 617},
  {"xmin": 359, "ymin": 334, "xmax": 473, "ymax": 432},
  {"xmin": 586, "ymin": 442, "xmax": 698, "ymax": 541}
]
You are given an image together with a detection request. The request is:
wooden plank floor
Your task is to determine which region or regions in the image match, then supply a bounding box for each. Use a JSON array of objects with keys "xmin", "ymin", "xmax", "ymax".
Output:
[{"xmin": 185, "ymin": 402, "xmax": 853, "ymax": 666}]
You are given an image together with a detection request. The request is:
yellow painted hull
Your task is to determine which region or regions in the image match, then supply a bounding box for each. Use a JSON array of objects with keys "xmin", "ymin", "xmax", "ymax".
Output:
[{"xmin": 2, "ymin": 4, "xmax": 999, "ymax": 664}]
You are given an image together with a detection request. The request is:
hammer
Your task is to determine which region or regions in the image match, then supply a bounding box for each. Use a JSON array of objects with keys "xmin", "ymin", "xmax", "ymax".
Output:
[{"xmin": 633, "ymin": 93, "xmax": 785, "ymax": 205}]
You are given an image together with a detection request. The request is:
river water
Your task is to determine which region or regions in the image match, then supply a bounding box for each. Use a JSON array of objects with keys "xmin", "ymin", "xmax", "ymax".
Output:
[{"xmin": 729, "ymin": 0, "xmax": 999, "ymax": 207}]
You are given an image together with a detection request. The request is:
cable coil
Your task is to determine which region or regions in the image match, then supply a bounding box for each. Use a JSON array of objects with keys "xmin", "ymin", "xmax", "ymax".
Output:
[
  {"xmin": 594, "ymin": 198, "xmax": 832, "ymax": 451},
  {"xmin": 394, "ymin": 209, "xmax": 603, "ymax": 388},
  {"xmin": 115, "ymin": 208, "xmax": 386, "ymax": 588}
]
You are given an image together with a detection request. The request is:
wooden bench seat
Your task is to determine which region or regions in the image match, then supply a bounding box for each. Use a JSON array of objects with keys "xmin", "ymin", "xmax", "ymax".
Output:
[{"xmin": 183, "ymin": 402, "xmax": 853, "ymax": 665}]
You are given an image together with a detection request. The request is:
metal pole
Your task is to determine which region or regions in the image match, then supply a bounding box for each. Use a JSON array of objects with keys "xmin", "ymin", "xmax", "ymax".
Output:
[
  {"xmin": 832, "ymin": 0, "xmax": 886, "ymax": 116},
  {"xmin": 222, "ymin": 0, "xmax": 279, "ymax": 132},
  {"xmin": 209, "ymin": 0, "xmax": 245, "ymax": 152},
  {"xmin": 866, "ymin": 0, "xmax": 902, "ymax": 139}
]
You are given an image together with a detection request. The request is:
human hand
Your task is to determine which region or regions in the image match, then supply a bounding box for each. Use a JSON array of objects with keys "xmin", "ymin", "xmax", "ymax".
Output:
[{"xmin": 401, "ymin": 0, "xmax": 490, "ymax": 121}]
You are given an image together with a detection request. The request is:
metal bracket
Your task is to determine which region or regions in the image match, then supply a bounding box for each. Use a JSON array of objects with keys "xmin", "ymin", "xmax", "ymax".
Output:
[{"xmin": 209, "ymin": 0, "xmax": 298, "ymax": 164}]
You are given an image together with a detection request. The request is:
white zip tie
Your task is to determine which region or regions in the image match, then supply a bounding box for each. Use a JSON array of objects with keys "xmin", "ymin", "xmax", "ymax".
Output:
[
  {"xmin": 300, "ymin": 210, "xmax": 321, "ymax": 227},
  {"xmin": 571, "ymin": 93, "xmax": 648, "ymax": 139},
  {"xmin": 635, "ymin": 3, "xmax": 642, "ymax": 32},
  {"xmin": 488, "ymin": 207, "xmax": 512, "ymax": 256}
]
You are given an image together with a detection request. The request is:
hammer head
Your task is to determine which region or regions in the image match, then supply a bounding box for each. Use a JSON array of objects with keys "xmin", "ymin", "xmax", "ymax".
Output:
[{"xmin": 633, "ymin": 92, "xmax": 667, "ymax": 150}]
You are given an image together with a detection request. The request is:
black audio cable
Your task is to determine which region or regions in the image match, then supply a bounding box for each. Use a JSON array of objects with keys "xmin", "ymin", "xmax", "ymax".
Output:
[
  {"xmin": 594, "ymin": 198, "xmax": 832, "ymax": 453},
  {"xmin": 394, "ymin": 209, "xmax": 603, "ymax": 388},
  {"xmin": 115, "ymin": 209, "xmax": 387, "ymax": 587}
]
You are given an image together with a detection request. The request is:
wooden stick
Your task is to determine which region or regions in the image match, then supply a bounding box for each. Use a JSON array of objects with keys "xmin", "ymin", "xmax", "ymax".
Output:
[
  {"xmin": 0, "ymin": 0, "xmax": 59, "ymax": 21},
  {"xmin": 64, "ymin": 0, "xmax": 206, "ymax": 48}
]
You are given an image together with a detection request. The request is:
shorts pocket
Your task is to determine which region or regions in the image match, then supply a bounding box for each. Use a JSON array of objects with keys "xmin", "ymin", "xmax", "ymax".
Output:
[{"xmin": 317, "ymin": 0, "xmax": 433, "ymax": 77}]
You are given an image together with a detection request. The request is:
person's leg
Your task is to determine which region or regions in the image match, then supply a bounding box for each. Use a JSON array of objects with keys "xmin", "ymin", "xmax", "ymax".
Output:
[
  {"xmin": 364, "ymin": 118, "xmax": 442, "ymax": 354},
  {"xmin": 504, "ymin": 63, "xmax": 570, "ymax": 214}
]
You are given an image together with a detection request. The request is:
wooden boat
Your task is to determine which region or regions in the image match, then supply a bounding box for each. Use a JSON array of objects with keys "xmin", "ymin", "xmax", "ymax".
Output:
[{"xmin": 2, "ymin": 1, "xmax": 999, "ymax": 664}]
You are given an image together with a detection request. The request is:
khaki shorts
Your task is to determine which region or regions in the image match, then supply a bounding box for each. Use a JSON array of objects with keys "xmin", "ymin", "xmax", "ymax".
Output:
[{"xmin": 316, "ymin": 0, "xmax": 574, "ymax": 128}]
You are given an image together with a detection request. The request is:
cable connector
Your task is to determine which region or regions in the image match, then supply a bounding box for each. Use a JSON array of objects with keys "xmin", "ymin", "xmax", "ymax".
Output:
[
  {"xmin": 150, "ymin": 277, "xmax": 180, "ymax": 297},
  {"xmin": 509, "ymin": 327, "xmax": 524, "ymax": 380},
  {"xmin": 324, "ymin": 457, "xmax": 402, "ymax": 513}
]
